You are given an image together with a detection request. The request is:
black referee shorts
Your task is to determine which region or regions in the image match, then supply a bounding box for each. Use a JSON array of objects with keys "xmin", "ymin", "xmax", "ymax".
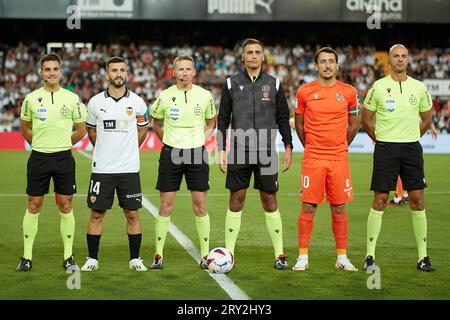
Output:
[
  {"xmin": 26, "ymin": 149, "xmax": 76, "ymax": 196},
  {"xmin": 156, "ymin": 145, "xmax": 210, "ymax": 192},
  {"xmin": 226, "ymin": 149, "xmax": 279, "ymax": 193},
  {"xmin": 370, "ymin": 141, "xmax": 426, "ymax": 192}
]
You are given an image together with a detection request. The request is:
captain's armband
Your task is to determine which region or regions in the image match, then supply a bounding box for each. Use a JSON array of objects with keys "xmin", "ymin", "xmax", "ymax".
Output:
[{"xmin": 348, "ymin": 107, "xmax": 359, "ymax": 116}]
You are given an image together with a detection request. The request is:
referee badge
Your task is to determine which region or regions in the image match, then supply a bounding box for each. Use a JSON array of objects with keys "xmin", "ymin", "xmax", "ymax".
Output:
[
  {"xmin": 169, "ymin": 107, "xmax": 180, "ymax": 121},
  {"xmin": 409, "ymin": 95, "xmax": 417, "ymax": 105},
  {"xmin": 36, "ymin": 108, "xmax": 47, "ymax": 121},
  {"xmin": 385, "ymin": 99, "xmax": 396, "ymax": 112},
  {"xmin": 126, "ymin": 106, "xmax": 133, "ymax": 116}
]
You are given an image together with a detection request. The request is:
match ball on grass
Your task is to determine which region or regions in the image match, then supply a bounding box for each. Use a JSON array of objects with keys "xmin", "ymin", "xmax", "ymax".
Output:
[{"xmin": 206, "ymin": 247, "xmax": 234, "ymax": 274}]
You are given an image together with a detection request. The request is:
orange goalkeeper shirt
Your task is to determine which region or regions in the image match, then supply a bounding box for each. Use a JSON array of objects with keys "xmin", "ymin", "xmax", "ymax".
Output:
[{"xmin": 295, "ymin": 80, "xmax": 359, "ymax": 160}]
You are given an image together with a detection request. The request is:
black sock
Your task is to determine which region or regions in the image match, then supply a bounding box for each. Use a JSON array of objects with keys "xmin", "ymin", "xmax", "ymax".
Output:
[
  {"xmin": 128, "ymin": 233, "xmax": 142, "ymax": 260},
  {"xmin": 87, "ymin": 234, "xmax": 101, "ymax": 260}
]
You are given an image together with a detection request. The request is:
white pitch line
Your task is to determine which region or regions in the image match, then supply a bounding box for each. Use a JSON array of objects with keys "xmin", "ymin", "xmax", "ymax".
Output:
[
  {"xmin": 141, "ymin": 197, "xmax": 250, "ymax": 300},
  {"xmin": 76, "ymin": 150, "xmax": 250, "ymax": 300}
]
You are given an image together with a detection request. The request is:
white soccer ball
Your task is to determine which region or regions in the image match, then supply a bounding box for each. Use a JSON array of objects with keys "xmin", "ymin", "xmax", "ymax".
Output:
[{"xmin": 207, "ymin": 247, "xmax": 234, "ymax": 274}]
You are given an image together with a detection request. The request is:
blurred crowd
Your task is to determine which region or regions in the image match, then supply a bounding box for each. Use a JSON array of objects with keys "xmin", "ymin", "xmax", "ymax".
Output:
[{"xmin": 1, "ymin": 41, "xmax": 449, "ymax": 133}]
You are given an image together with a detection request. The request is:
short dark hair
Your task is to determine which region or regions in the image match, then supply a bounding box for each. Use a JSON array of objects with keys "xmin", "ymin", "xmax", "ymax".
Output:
[
  {"xmin": 106, "ymin": 56, "xmax": 127, "ymax": 69},
  {"xmin": 242, "ymin": 38, "xmax": 264, "ymax": 52},
  {"xmin": 40, "ymin": 53, "xmax": 61, "ymax": 70},
  {"xmin": 314, "ymin": 47, "xmax": 338, "ymax": 64}
]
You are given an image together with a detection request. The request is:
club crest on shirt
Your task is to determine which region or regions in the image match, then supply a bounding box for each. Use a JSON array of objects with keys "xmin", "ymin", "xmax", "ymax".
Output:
[
  {"xmin": 90, "ymin": 196, "xmax": 96, "ymax": 203},
  {"xmin": 313, "ymin": 93, "xmax": 319, "ymax": 99},
  {"xmin": 169, "ymin": 107, "xmax": 180, "ymax": 121},
  {"xmin": 336, "ymin": 93, "xmax": 343, "ymax": 102},
  {"xmin": 385, "ymin": 99, "xmax": 396, "ymax": 112},
  {"xmin": 409, "ymin": 95, "xmax": 417, "ymax": 105},
  {"xmin": 194, "ymin": 105, "xmax": 202, "ymax": 116},
  {"xmin": 261, "ymin": 85, "xmax": 271, "ymax": 101},
  {"xmin": 36, "ymin": 108, "xmax": 47, "ymax": 121},
  {"xmin": 60, "ymin": 106, "xmax": 69, "ymax": 117},
  {"xmin": 126, "ymin": 106, "xmax": 133, "ymax": 116}
]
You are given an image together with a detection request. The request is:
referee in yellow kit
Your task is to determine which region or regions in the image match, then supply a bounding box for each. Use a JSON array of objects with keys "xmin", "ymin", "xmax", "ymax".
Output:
[{"xmin": 17, "ymin": 53, "xmax": 87, "ymax": 272}]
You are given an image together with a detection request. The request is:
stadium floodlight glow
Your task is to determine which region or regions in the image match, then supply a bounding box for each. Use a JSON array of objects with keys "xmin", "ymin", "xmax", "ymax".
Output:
[
  {"xmin": 47, "ymin": 42, "xmax": 63, "ymax": 48},
  {"xmin": 47, "ymin": 42, "xmax": 63, "ymax": 53},
  {"xmin": 47, "ymin": 42, "xmax": 92, "ymax": 54},
  {"xmin": 75, "ymin": 43, "xmax": 92, "ymax": 50}
]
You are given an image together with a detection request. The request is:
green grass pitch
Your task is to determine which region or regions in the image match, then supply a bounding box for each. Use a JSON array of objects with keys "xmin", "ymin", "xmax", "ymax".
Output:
[{"xmin": 0, "ymin": 151, "xmax": 449, "ymax": 300}]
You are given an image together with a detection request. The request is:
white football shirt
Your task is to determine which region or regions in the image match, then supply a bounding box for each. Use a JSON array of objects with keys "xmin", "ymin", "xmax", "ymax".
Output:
[{"xmin": 86, "ymin": 89, "xmax": 148, "ymax": 173}]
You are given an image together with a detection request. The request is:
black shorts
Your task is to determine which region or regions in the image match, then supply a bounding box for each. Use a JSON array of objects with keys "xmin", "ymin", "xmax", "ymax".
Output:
[
  {"xmin": 371, "ymin": 141, "xmax": 426, "ymax": 192},
  {"xmin": 87, "ymin": 173, "xmax": 142, "ymax": 211},
  {"xmin": 226, "ymin": 150, "xmax": 279, "ymax": 192},
  {"xmin": 156, "ymin": 145, "xmax": 209, "ymax": 192},
  {"xmin": 26, "ymin": 150, "xmax": 76, "ymax": 196}
]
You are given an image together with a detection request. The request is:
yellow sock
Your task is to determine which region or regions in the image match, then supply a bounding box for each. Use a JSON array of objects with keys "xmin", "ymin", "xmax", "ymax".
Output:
[
  {"xmin": 225, "ymin": 209, "xmax": 242, "ymax": 254},
  {"xmin": 23, "ymin": 209, "xmax": 40, "ymax": 259},
  {"xmin": 60, "ymin": 210, "xmax": 75, "ymax": 259},
  {"xmin": 265, "ymin": 209, "xmax": 284, "ymax": 258},
  {"xmin": 195, "ymin": 214, "xmax": 210, "ymax": 258},
  {"xmin": 155, "ymin": 214, "xmax": 171, "ymax": 258}
]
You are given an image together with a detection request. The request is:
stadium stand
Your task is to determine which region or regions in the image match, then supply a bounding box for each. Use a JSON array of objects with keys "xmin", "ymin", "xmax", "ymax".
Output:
[{"xmin": 0, "ymin": 41, "xmax": 448, "ymax": 132}]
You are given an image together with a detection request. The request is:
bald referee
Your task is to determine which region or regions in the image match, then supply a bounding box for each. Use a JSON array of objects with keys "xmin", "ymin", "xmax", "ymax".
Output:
[{"xmin": 362, "ymin": 44, "xmax": 434, "ymax": 272}]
